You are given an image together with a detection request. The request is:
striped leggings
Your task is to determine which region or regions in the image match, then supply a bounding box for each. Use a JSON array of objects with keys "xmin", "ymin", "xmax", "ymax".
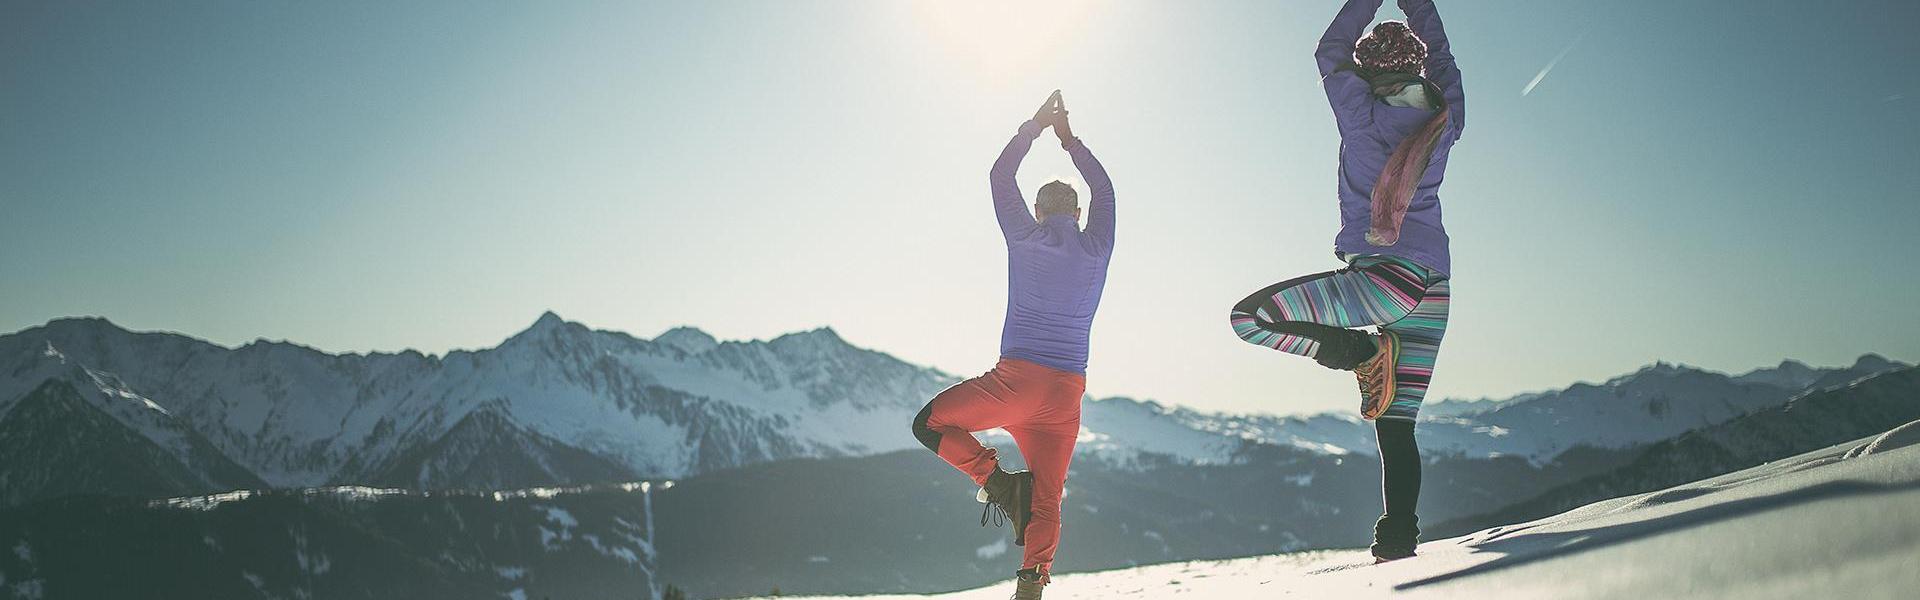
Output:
[{"xmin": 1228, "ymin": 255, "xmax": 1451, "ymax": 421}]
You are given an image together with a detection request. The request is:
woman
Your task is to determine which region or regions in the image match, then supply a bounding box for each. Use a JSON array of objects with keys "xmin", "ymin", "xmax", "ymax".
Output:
[{"xmin": 1228, "ymin": 0, "xmax": 1463, "ymax": 562}]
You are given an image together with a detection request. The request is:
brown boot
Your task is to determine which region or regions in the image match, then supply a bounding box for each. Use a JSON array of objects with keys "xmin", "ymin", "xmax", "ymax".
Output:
[
  {"xmin": 978, "ymin": 469, "xmax": 1035, "ymax": 545},
  {"xmin": 1012, "ymin": 567, "xmax": 1045, "ymax": 600}
]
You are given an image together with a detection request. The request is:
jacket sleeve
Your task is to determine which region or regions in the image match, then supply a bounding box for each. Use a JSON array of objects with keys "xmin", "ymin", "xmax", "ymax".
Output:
[
  {"xmin": 1065, "ymin": 137, "xmax": 1115, "ymax": 252},
  {"xmin": 990, "ymin": 120, "xmax": 1044, "ymax": 240},
  {"xmin": 1401, "ymin": 0, "xmax": 1465, "ymax": 135},
  {"xmin": 1317, "ymin": 0, "xmax": 1384, "ymax": 135}
]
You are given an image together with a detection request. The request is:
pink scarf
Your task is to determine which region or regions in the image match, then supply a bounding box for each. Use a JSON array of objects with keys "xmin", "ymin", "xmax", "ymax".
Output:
[{"xmin": 1365, "ymin": 77, "xmax": 1451, "ymax": 247}]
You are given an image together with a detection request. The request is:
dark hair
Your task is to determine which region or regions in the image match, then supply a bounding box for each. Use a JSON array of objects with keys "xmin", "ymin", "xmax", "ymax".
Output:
[{"xmin": 1353, "ymin": 21, "xmax": 1427, "ymax": 80}]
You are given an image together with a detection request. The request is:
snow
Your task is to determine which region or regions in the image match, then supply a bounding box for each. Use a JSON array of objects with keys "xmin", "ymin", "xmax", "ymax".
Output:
[
  {"xmin": 538, "ymin": 527, "xmax": 566, "ymax": 550},
  {"xmin": 538, "ymin": 505, "xmax": 578, "ymax": 528},
  {"xmin": 8, "ymin": 579, "xmax": 43, "ymax": 600},
  {"xmin": 1843, "ymin": 419, "xmax": 1920, "ymax": 458},
  {"xmin": 292, "ymin": 528, "xmax": 330, "ymax": 575},
  {"xmin": 975, "ymin": 539, "xmax": 1008, "ymax": 560},
  {"xmin": 749, "ymin": 421, "xmax": 1920, "ymax": 600}
]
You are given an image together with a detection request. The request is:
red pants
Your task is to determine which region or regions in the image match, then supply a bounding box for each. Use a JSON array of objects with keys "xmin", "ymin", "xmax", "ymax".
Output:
[{"xmin": 913, "ymin": 358, "xmax": 1083, "ymax": 577}]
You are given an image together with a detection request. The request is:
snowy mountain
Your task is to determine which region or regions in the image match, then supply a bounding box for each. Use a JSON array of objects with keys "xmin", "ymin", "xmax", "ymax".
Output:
[
  {"xmin": 4, "ymin": 310, "xmax": 1912, "ymax": 598},
  {"xmin": 0, "ymin": 345, "xmax": 263, "ymax": 506},
  {"xmin": 1435, "ymin": 364, "xmax": 1920, "ymax": 536},
  {"xmin": 749, "ymin": 418, "xmax": 1920, "ymax": 600},
  {"xmin": 1070, "ymin": 355, "xmax": 1905, "ymax": 468},
  {"xmin": 0, "ymin": 314, "xmax": 955, "ymax": 491},
  {"xmin": 0, "ymin": 314, "xmax": 1905, "ymax": 506}
]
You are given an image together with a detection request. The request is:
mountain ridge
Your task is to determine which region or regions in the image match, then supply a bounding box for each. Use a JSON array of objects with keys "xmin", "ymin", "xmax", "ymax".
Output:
[{"xmin": 0, "ymin": 313, "xmax": 1905, "ymax": 505}]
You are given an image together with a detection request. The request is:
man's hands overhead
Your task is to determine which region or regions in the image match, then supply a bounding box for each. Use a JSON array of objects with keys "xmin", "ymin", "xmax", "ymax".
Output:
[{"xmin": 1032, "ymin": 90, "xmax": 1075, "ymax": 145}]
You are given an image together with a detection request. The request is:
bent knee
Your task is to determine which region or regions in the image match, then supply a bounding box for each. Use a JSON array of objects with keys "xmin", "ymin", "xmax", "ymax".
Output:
[
  {"xmin": 910, "ymin": 402, "xmax": 941, "ymax": 452},
  {"xmin": 1228, "ymin": 312, "xmax": 1266, "ymax": 343}
]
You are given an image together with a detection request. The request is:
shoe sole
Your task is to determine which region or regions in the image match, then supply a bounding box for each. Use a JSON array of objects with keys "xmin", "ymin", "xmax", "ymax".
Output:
[{"xmin": 1360, "ymin": 331, "xmax": 1400, "ymax": 421}]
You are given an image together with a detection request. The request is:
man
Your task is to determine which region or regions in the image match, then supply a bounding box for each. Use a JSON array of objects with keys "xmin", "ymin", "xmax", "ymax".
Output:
[{"xmin": 909, "ymin": 90, "xmax": 1115, "ymax": 599}]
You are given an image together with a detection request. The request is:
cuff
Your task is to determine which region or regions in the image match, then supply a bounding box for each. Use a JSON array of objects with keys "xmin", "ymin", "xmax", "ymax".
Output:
[
  {"xmin": 1018, "ymin": 120, "xmax": 1045, "ymax": 138},
  {"xmin": 1061, "ymin": 136, "xmax": 1086, "ymax": 152}
]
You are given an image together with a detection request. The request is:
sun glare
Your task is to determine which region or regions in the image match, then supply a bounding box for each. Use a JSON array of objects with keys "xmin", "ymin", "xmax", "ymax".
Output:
[{"xmin": 908, "ymin": 0, "xmax": 1101, "ymax": 77}]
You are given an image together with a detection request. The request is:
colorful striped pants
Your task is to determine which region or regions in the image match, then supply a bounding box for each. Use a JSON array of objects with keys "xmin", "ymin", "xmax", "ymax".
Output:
[{"xmin": 1228, "ymin": 255, "xmax": 1451, "ymax": 421}]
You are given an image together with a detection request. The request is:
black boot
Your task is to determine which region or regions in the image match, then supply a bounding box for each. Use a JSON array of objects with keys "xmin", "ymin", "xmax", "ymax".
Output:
[
  {"xmin": 979, "ymin": 469, "xmax": 1035, "ymax": 546},
  {"xmin": 1371, "ymin": 514, "xmax": 1420, "ymax": 562},
  {"xmin": 1313, "ymin": 327, "xmax": 1379, "ymax": 371},
  {"xmin": 1371, "ymin": 420, "xmax": 1422, "ymax": 562},
  {"xmin": 1012, "ymin": 567, "xmax": 1045, "ymax": 600}
]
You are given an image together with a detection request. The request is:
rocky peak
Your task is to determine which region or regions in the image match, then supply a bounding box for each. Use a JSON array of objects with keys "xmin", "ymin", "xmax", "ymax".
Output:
[{"xmin": 654, "ymin": 326, "xmax": 719, "ymax": 355}]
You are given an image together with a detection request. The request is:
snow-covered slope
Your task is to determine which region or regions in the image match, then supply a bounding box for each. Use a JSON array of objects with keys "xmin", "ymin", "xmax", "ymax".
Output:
[
  {"xmin": 0, "ymin": 344, "xmax": 263, "ymax": 505},
  {"xmin": 754, "ymin": 419, "xmax": 1920, "ymax": 600}
]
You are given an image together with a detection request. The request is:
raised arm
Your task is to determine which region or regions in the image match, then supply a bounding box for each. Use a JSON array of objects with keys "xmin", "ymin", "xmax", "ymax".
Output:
[
  {"xmin": 1065, "ymin": 137, "xmax": 1115, "ymax": 252},
  {"xmin": 1400, "ymin": 0, "xmax": 1465, "ymax": 134},
  {"xmin": 1317, "ymin": 0, "xmax": 1385, "ymax": 134},
  {"xmin": 989, "ymin": 120, "xmax": 1044, "ymax": 239}
]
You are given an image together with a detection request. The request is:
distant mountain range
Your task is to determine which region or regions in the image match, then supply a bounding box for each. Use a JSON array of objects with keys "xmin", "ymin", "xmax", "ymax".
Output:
[
  {"xmin": 1431, "ymin": 364, "xmax": 1920, "ymax": 537},
  {"xmin": 0, "ymin": 314, "xmax": 1913, "ymax": 598},
  {"xmin": 0, "ymin": 314, "xmax": 954, "ymax": 503},
  {"xmin": 0, "ymin": 315, "xmax": 1905, "ymax": 508}
]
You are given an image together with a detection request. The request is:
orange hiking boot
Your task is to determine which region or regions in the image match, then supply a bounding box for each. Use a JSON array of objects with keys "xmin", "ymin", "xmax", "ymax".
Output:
[{"xmin": 1355, "ymin": 331, "xmax": 1400, "ymax": 420}]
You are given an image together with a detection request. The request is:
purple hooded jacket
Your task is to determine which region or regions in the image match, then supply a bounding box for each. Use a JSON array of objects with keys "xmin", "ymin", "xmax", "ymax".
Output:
[{"xmin": 1320, "ymin": 0, "xmax": 1465, "ymax": 277}]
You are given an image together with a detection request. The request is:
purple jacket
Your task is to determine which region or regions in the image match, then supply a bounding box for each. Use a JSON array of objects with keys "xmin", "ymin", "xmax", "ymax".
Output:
[
  {"xmin": 1319, "ymin": 0, "xmax": 1464, "ymax": 277},
  {"xmin": 988, "ymin": 120, "xmax": 1116, "ymax": 375}
]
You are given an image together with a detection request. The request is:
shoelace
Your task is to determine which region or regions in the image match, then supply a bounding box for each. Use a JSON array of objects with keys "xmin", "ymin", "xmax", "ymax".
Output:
[
  {"xmin": 1355, "ymin": 362, "xmax": 1379, "ymax": 404},
  {"xmin": 981, "ymin": 497, "xmax": 1011, "ymax": 528}
]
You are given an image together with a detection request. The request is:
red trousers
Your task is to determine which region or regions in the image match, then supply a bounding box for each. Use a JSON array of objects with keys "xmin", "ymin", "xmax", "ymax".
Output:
[{"xmin": 915, "ymin": 358, "xmax": 1083, "ymax": 577}]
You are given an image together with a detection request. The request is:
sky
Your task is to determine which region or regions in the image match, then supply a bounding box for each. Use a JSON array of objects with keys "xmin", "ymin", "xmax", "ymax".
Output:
[{"xmin": 3, "ymin": 0, "xmax": 1918, "ymax": 417}]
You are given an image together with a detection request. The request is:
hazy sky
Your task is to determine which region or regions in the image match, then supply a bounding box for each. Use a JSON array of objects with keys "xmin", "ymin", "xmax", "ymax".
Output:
[{"xmin": 4, "ymin": 1, "xmax": 1917, "ymax": 416}]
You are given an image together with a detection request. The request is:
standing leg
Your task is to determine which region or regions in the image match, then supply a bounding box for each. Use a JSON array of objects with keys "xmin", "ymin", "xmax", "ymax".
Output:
[
  {"xmin": 1372, "ymin": 277, "xmax": 1449, "ymax": 559},
  {"xmin": 1377, "ymin": 279, "xmax": 1450, "ymax": 421},
  {"xmin": 910, "ymin": 370, "xmax": 1019, "ymax": 486},
  {"xmin": 1372, "ymin": 419, "xmax": 1422, "ymax": 559},
  {"xmin": 1004, "ymin": 373, "xmax": 1084, "ymax": 583}
]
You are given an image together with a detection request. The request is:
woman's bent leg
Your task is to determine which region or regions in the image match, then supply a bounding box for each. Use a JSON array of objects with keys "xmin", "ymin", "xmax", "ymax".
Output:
[{"xmin": 1228, "ymin": 266, "xmax": 1422, "ymax": 369}]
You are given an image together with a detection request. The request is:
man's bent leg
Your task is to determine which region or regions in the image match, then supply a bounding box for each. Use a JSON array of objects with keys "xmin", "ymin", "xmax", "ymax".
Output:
[{"xmin": 911, "ymin": 372, "xmax": 1017, "ymax": 486}]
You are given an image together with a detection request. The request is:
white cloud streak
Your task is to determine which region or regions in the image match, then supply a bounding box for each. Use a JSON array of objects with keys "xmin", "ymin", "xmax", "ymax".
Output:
[{"xmin": 1523, "ymin": 33, "xmax": 1588, "ymax": 97}]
